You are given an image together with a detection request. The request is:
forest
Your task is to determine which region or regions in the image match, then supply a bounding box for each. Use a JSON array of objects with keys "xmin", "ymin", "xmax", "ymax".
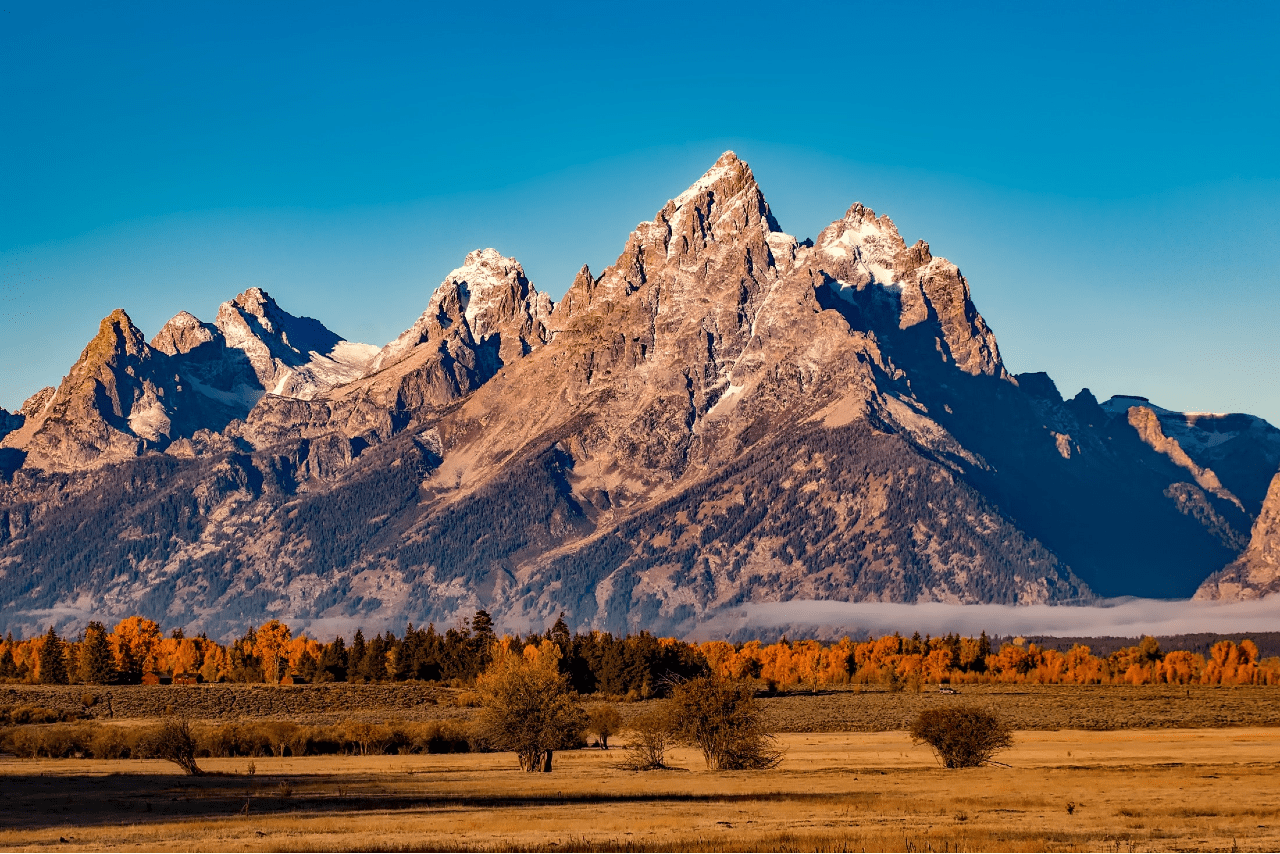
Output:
[{"xmin": 2, "ymin": 612, "xmax": 1277, "ymax": 692}]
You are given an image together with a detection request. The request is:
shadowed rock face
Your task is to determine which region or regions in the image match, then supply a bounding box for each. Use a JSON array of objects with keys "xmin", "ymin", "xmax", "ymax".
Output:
[{"xmin": 0, "ymin": 152, "xmax": 1275, "ymax": 638}]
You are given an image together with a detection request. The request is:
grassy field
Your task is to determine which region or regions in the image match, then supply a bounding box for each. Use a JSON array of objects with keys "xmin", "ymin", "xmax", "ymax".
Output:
[
  {"xmin": 6, "ymin": 683, "xmax": 1280, "ymax": 730},
  {"xmin": 1, "ymin": 728, "xmax": 1278, "ymax": 852}
]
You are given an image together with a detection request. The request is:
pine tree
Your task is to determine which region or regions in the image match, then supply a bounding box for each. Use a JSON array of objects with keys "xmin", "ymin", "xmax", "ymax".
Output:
[
  {"xmin": 473, "ymin": 610, "xmax": 496, "ymax": 641},
  {"xmin": 549, "ymin": 612, "xmax": 571, "ymax": 654},
  {"xmin": 347, "ymin": 629, "xmax": 366, "ymax": 683},
  {"xmin": 80, "ymin": 621, "xmax": 117, "ymax": 684},
  {"xmin": 0, "ymin": 644, "xmax": 16, "ymax": 681},
  {"xmin": 38, "ymin": 626, "xmax": 69, "ymax": 684}
]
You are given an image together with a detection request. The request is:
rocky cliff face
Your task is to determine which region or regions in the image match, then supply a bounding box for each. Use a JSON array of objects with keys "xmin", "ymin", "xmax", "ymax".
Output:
[
  {"xmin": 0, "ymin": 310, "xmax": 186, "ymax": 469},
  {"xmin": 0, "ymin": 152, "xmax": 1275, "ymax": 638},
  {"xmin": 1196, "ymin": 471, "xmax": 1280, "ymax": 599}
]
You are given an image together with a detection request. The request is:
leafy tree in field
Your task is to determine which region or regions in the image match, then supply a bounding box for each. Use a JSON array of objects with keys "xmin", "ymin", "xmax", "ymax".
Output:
[
  {"xmin": 476, "ymin": 640, "xmax": 586, "ymax": 772},
  {"xmin": 910, "ymin": 706, "xmax": 1012, "ymax": 768},
  {"xmin": 666, "ymin": 676, "xmax": 782, "ymax": 770},
  {"xmin": 38, "ymin": 626, "xmax": 69, "ymax": 684},
  {"xmin": 586, "ymin": 704, "xmax": 623, "ymax": 749},
  {"xmin": 80, "ymin": 621, "xmax": 117, "ymax": 684}
]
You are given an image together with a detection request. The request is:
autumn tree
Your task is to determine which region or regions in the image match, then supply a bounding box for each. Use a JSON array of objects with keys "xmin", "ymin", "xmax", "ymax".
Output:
[
  {"xmin": 253, "ymin": 619, "xmax": 293, "ymax": 684},
  {"xmin": 666, "ymin": 676, "xmax": 782, "ymax": 770},
  {"xmin": 37, "ymin": 626, "xmax": 69, "ymax": 684},
  {"xmin": 476, "ymin": 640, "xmax": 586, "ymax": 772},
  {"xmin": 79, "ymin": 621, "xmax": 117, "ymax": 684},
  {"xmin": 110, "ymin": 617, "xmax": 162, "ymax": 682}
]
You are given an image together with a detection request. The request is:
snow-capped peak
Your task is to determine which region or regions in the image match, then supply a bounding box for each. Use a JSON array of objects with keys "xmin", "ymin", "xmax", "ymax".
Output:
[{"xmin": 672, "ymin": 151, "xmax": 745, "ymax": 209}]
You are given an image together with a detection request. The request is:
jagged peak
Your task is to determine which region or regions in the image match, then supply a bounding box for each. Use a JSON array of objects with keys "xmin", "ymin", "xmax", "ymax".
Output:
[
  {"xmin": 84, "ymin": 309, "xmax": 150, "ymax": 364},
  {"xmin": 19, "ymin": 386, "xmax": 55, "ymax": 418},
  {"xmin": 664, "ymin": 151, "xmax": 780, "ymax": 233},
  {"xmin": 231, "ymin": 286, "xmax": 279, "ymax": 316},
  {"xmin": 151, "ymin": 310, "xmax": 217, "ymax": 356}
]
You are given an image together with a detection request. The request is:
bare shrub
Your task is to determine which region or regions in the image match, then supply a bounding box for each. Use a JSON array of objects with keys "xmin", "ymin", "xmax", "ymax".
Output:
[
  {"xmin": 142, "ymin": 716, "xmax": 204, "ymax": 775},
  {"xmin": 619, "ymin": 710, "xmax": 672, "ymax": 771},
  {"xmin": 910, "ymin": 705, "xmax": 1012, "ymax": 769},
  {"xmin": 587, "ymin": 704, "xmax": 623, "ymax": 749},
  {"xmin": 666, "ymin": 677, "xmax": 783, "ymax": 771}
]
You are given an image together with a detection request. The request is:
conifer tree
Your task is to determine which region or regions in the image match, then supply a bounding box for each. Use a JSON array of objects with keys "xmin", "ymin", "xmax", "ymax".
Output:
[
  {"xmin": 0, "ymin": 644, "xmax": 16, "ymax": 681},
  {"xmin": 80, "ymin": 621, "xmax": 117, "ymax": 684},
  {"xmin": 347, "ymin": 629, "xmax": 366, "ymax": 682},
  {"xmin": 38, "ymin": 626, "xmax": 69, "ymax": 684}
]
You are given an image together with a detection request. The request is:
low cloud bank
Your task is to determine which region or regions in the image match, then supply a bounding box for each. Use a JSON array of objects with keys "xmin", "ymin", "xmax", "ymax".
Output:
[{"xmin": 694, "ymin": 597, "xmax": 1280, "ymax": 641}]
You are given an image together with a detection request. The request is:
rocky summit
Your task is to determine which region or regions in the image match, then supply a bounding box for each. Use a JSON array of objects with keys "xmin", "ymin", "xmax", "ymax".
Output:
[{"xmin": 1, "ymin": 153, "xmax": 1277, "ymax": 639}]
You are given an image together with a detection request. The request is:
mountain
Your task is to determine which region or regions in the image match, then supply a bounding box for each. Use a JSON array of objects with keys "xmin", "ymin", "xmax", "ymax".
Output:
[
  {"xmin": 0, "ymin": 291, "xmax": 375, "ymax": 470},
  {"xmin": 0, "ymin": 152, "xmax": 1275, "ymax": 638}
]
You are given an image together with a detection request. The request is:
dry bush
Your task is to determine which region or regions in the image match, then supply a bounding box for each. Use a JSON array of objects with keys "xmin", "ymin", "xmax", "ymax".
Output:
[
  {"xmin": 141, "ymin": 716, "xmax": 203, "ymax": 775},
  {"xmin": 910, "ymin": 705, "xmax": 1012, "ymax": 769},
  {"xmin": 667, "ymin": 677, "xmax": 783, "ymax": 771},
  {"xmin": 88, "ymin": 725, "xmax": 136, "ymax": 759},
  {"xmin": 618, "ymin": 710, "xmax": 672, "ymax": 771},
  {"xmin": 0, "ymin": 704, "xmax": 84, "ymax": 725}
]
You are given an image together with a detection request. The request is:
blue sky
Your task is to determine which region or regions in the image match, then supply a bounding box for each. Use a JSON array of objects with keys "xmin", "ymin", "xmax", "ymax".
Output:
[{"xmin": 2, "ymin": 1, "xmax": 1277, "ymax": 423}]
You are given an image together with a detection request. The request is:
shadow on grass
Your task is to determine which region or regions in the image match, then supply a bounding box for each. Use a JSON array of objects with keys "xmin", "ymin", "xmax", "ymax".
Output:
[{"xmin": 0, "ymin": 772, "xmax": 882, "ymax": 831}]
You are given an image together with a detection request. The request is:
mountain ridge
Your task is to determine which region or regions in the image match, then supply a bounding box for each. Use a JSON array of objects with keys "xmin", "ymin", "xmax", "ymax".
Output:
[{"xmin": 0, "ymin": 152, "xmax": 1274, "ymax": 639}]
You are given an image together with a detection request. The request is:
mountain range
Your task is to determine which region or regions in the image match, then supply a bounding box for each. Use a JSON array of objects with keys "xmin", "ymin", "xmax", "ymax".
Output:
[{"xmin": 2, "ymin": 153, "xmax": 1277, "ymax": 639}]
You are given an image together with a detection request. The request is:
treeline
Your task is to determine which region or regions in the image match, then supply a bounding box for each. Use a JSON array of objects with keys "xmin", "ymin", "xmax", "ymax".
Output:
[
  {"xmin": 0, "ymin": 612, "xmax": 705, "ymax": 698},
  {"xmin": 3, "ymin": 615, "xmax": 1278, "ymax": 691}
]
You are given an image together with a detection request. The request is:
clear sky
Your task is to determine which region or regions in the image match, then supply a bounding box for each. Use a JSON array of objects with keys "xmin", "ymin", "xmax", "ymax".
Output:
[{"xmin": 2, "ymin": 1, "xmax": 1277, "ymax": 424}]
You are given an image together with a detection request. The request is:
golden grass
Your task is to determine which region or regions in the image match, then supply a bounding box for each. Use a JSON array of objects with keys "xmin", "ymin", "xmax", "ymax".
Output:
[{"xmin": 1, "ymin": 729, "xmax": 1278, "ymax": 851}]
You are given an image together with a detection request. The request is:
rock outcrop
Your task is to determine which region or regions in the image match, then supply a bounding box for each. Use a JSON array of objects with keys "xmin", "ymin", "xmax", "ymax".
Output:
[
  {"xmin": 1, "ymin": 310, "xmax": 185, "ymax": 468},
  {"xmin": 1196, "ymin": 471, "xmax": 1280, "ymax": 599}
]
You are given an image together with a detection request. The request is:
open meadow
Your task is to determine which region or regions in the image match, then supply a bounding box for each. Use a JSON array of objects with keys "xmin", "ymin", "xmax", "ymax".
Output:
[{"xmin": 1, "ymin": 721, "xmax": 1278, "ymax": 851}]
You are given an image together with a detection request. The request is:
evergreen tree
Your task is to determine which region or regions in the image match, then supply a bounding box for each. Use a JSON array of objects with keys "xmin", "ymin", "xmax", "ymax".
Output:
[
  {"xmin": 549, "ymin": 612, "xmax": 571, "ymax": 657},
  {"xmin": 38, "ymin": 626, "xmax": 69, "ymax": 684},
  {"xmin": 317, "ymin": 636, "xmax": 347, "ymax": 682},
  {"xmin": 347, "ymin": 629, "xmax": 366, "ymax": 682},
  {"xmin": 976, "ymin": 631, "xmax": 992, "ymax": 673},
  {"xmin": 472, "ymin": 610, "xmax": 496, "ymax": 641},
  {"xmin": 0, "ymin": 644, "xmax": 16, "ymax": 681},
  {"xmin": 80, "ymin": 621, "xmax": 117, "ymax": 684}
]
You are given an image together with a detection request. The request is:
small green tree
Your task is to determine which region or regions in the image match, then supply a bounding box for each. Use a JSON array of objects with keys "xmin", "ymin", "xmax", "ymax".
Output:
[
  {"xmin": 666, "ymin": 676, "xmax": 782, "ymax": 770},
  {"xmin": 80, "ymin": 621, "xmax": 117, "ymax": 685},
  {"xmin": 476, "ymin": 640, "xmax": 586, "ymax": 772},
  {"xmin": 910, "ymin": 706, "xmax": 1012, "ymax": 769},
  {"xmin": 38, "ymin": 626, "xmax": 69, "ymax": 684}
]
